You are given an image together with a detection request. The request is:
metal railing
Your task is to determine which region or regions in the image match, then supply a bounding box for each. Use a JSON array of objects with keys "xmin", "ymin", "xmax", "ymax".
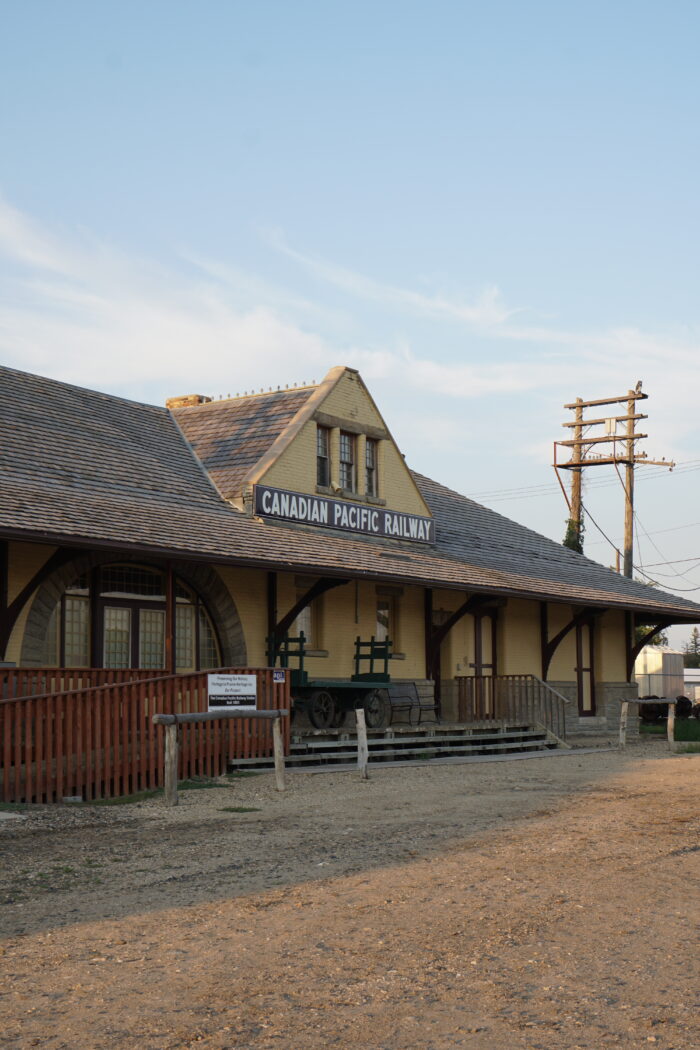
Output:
[{"xmin": 455, "ymin": 674, "xmax": 570, "ymax": 740}]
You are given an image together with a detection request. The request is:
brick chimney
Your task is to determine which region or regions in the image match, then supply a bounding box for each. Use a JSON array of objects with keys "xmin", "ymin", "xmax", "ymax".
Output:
[{"xmin": 165, "ymin": 394, "xmax": 212, "ymax": 409}]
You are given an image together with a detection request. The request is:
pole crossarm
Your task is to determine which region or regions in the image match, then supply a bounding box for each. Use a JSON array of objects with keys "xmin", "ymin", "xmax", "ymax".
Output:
[
  {"xmin": 564, "ymin": 392, "xmax": 648, "ymax": 409},
  {"xmin": 562, "ymin": 413, "xmax": 647, "ymax": 428},
  {"xmin": 558, "ymin": 433, "xmax": 648, "ymax": 448},
  {"xmin": 556, "ymin": 383, "xmax": 674, "ymax": 578}
]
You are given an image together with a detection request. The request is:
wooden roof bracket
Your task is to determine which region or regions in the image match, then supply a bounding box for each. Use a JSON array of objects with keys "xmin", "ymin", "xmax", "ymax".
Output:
[
  {"xmin": 268, "ymin": 575, "xmax": 350, "ymax": 662},
  {"xmin": 541, "ymin": 603, "xmax": 602, "ymax": 681},
  {"xmin": 626, "ymin": 616, "xmax": 674, "ymax": 681},
  {"xmin": 426, "ymin": 593, "xmax": 505, "ymax": 681}
]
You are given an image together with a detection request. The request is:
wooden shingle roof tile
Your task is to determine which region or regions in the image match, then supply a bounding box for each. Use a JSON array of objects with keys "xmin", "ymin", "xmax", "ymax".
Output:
[
  {"xmin": 171, "ymin": 388, "xmax": 314, "ymax": 499},
  {"xmin": 2, "ymin": 365, "xmax": 700, "ymax": 621}
]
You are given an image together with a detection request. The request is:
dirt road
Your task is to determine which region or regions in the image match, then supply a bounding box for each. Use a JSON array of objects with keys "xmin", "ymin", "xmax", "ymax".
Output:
[{"xmin": 1, "ymin": 741, "xmax": 698, "ymax": 1048}]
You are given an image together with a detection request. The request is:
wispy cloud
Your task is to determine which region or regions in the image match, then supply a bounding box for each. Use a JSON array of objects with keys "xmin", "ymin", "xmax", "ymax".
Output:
[
  {"xmin": 267, "ymin": 227, "xmax": 515, "ymax": 327},
  {"xmin": 0, "ymin": 198, "xmax": 698, "ymax": 469}
]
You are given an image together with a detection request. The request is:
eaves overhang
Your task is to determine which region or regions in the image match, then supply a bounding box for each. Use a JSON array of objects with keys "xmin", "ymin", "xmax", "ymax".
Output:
[{"xmin": 3, "ymin": 522, "xmax": 700, "ymax": 625}]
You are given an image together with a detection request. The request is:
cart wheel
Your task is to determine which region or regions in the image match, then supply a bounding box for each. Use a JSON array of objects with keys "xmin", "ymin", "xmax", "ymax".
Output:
[
  {"xmin": 307, "ymin": 690, "xmax": 337, "ymax": 730},
  {"xmin": 362, "ymin": 690, "xmax": 388, "ymax": 729},
  {"xmin": 331, "ymin": 706, "xmax": 347, "ymax": 729}
]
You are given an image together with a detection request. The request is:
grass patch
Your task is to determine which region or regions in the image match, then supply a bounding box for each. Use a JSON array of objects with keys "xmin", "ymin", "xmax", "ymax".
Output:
[
  {"xmin": 218, "ymin": 806, "xmax": 262, "ymax": 813},
  {"xmin": 640, "ymin": 720, "xmax": 700, "ymax": 742},
  {"xmin": 674, "ymin": 720, "xmax": 700, "ymax": 742},
  {"xmin": 225, "ymin": 770, "xmax": 261, "ymax": 779},
  {"xmin": 0, "ymin": 802, "xmax": 32, "ymax": 813},
  {"xmin": 178, "ymin": 778, "xmax": 227, "ymax": 791},
  {"xmin": 90, "ymin": 788, "xmax": 163, "ymax": 806},
  {"xmin": 676, "ymin": 743, "xmax": 700, "ymax": 754}
]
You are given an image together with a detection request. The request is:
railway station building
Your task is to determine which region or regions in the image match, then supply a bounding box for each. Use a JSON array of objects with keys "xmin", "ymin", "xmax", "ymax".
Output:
[{"xmin": 2, "ymin": 362, "xmax": 700, "ymax": 744}]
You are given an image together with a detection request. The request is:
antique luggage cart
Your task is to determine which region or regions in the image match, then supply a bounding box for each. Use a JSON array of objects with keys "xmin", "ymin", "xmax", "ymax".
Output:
[{"xmin": 266, "ymin": 633, "xmax": 392, "ymax": 729}]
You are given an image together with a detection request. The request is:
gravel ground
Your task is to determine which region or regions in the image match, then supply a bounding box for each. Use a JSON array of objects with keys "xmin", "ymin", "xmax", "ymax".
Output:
[{"xmin": 0, "ymin": 738, "xmax": 698, "ymax": 1048}]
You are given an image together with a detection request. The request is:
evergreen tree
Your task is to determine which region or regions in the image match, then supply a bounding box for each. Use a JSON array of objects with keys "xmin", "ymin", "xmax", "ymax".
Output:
[
  {"xmin": 562, "ymin": 517, "xmax": 583, "ymax": 554},
  {"xmin": 682, "ymin": 626, "xmax": 700, "ymax": 668}
]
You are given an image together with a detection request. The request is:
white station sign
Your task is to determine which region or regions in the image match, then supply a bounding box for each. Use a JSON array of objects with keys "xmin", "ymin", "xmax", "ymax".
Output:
[{"xmin": 207, "ymin": 673, "xmax": 258, "ymax": 711}]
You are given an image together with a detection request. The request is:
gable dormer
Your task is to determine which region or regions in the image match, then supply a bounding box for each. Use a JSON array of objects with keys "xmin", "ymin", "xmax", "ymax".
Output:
[{"xmin": 170, "ymin": 366, "xmax": 433, "ymax": 543}]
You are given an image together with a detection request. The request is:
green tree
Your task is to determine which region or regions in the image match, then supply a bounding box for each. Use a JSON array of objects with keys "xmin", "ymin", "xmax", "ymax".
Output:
[
  {"xmin": 682, "ymin": 626, "xmax": 700, "ymax": 668},
  {"xmin": 562, "ymin": 517, "xmax": 584, "ymax": 554},
  {"xmin": 635, "ymin": 624, "xmax": 668, "ymax": 647}
]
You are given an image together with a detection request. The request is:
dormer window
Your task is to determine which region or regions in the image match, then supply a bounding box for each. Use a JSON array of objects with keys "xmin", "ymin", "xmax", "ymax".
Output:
[
  {"xmin": 365, "ymin": 438, "xmax": 378, "ymax": 497},
  {"xmin": 316, "ymin": 426, "xmax": 330, "ymax": 487},
  {"xmin": 339, "ymin": 431, "xmax": 356, "ymax": 491}
]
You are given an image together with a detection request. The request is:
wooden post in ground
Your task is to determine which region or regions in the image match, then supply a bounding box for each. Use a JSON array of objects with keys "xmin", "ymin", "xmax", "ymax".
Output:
[
  {"xmin": 667, "ymin": 700, "xmax": 676, "ymax": 753},
  {"xmin": 356, "ymin": 707, "xmax": 369, "ymax": 779},
  {"xmin": 272, "ymin": 716, "xmax": 286, "ymax": 791},
  {"xmin": 619, "ymin": 701, "xmax": 629, "ymax": 749},
  {"xmin": 164, "ymin": 723, "xmax": 179, "ymax": 806}
]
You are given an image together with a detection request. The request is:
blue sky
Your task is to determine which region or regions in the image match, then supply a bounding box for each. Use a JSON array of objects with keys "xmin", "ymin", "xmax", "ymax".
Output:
[{"xmin": 2, "ymin": 1, "xmax": 700, "ymax": 642}]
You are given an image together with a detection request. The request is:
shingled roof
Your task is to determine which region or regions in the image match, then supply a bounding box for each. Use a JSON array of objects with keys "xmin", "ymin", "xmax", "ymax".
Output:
[
  {"xmin": 171, "ymin": 386, "xmax": 316, "ymax": 500},
  {"xmin": 1, "ymin": 364, "xmax": 699, "ymax": 621}
]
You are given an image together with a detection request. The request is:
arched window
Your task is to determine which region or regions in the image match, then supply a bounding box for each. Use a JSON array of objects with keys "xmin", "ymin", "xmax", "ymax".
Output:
[{"xmin": 46, "ymin": 564, "xmax": 222, "ymax": 671}]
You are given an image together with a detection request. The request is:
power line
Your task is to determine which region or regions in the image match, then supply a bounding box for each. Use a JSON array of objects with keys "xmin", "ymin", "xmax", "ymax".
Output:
[
  {"xmin": 469, "ymin": 458, "xmax": 700, "ymax": 504},
  {"xmin": 581, "ymin": 502, "xmax": 700, "ymax": 593}
]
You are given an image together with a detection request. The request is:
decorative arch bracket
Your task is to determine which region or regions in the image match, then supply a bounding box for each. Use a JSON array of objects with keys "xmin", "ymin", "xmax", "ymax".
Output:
[{"xmin": 540, "ymin": 604, "xmax": 603, "ymax": 681}]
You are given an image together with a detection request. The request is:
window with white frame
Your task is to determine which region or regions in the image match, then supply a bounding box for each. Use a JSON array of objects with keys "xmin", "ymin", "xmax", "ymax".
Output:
[
  {"xmin": 339, "ymin": 431, "xmax": 356, "ymax": 491},
  {"xmin": 316, "ymin": 426, "xmax": 330, "ymax": 487},
  {"xmin": 365, "ymin": 438, "xmax": 378, "ymax": 497}
]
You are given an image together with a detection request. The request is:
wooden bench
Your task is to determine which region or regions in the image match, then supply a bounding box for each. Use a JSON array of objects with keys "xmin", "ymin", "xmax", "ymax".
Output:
[{"xmin": 385, "ymin": 681, "xmax": 439, "ymax": 726}]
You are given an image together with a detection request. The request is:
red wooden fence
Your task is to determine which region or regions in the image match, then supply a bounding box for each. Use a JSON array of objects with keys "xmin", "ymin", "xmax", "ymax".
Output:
[
  {"xmin": 1, "ymin": 667, "xmax": 161, "ymax": 700},
  {"xmin": 0, "ymin": 667, "xmax": 290, "ymax": 804}
]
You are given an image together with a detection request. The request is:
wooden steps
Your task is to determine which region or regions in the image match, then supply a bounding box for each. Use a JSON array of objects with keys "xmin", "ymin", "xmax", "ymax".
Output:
[{"xmin": 229, "ymin": 721, "xmax": 558, "ymax": 771}]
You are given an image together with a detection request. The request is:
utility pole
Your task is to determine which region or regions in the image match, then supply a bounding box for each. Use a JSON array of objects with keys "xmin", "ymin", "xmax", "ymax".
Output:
[
  {"xmin": 568, "ymin": 397, "xmax": 584, "ymax": 552},
  {"xmin": 623, "ymin": 388, "xmax": 636, "ymax": 578},
  {"xmin": 554, "ymin": 383, "xmax": 674, "ymax": 576}
]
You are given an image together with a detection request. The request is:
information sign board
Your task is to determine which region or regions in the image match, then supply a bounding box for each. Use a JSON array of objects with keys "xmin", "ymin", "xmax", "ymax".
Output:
[{"xmin": 207, "ymin": 673, "xmax": 258, "ymax": 711}]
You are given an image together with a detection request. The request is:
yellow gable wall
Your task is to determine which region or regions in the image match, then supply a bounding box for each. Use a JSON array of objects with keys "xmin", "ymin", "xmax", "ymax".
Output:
[
  {"xmin": 259, "ymin": 370, "xmax": 430, "ymax": 517},
  {"xmin": 499, "ymin": 599, "xmax": 542, "ymax": 675},
  {"xmin": 596, "ymin": 609, "xmax": 628, "ymax": 681}
]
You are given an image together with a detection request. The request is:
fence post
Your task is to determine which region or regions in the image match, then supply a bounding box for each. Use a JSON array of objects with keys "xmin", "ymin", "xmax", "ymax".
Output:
[
  {"xmin": 272, "ymin": 716, "xmax": 286, "ymax": 791},
  {"xmin": 667, "ymin": 701, "xmax": 676, "ymax": 753},
  {"xmin": 164, "ymin": 723, "xmax": 179, "ymax": 806},
  {"xmin": 356, "ymin": 707, "xmax": 369, "ymax": 780},
  {"xmin": 619, "ymin": 701, "xmax": 629, "ymax": 749}
]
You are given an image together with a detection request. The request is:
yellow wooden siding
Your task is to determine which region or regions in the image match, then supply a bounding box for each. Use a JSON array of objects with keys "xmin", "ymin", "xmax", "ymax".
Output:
[
  {"xmin": 216, "ymin": 566, "xmax": 270, "ymax": 667},
  {"xmin": 8, "ymin": 542, "xmax": 57, "ymax": 604},
  {"xmin": 499, "ymin": 599, "xmax": 542, "ymax": 676},
  {"xmin": 596, "ymin": 610, "xmax": 628, "ymax": 681},
  {"xmin": 5, "ymin": 591, "xmax": 37, "ymax": 665},
  {"xmin": 546, "ymin": 604, "xmax": 577, "ymax": 680},
  {"xmin": 258, "ymin": 370, "xmax": 430, "ymax": 517}
]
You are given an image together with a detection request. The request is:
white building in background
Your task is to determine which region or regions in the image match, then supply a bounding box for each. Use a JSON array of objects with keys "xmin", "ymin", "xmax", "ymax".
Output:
[
  {"xmin": 682, "ymin": 668, "xmax": 700, "ymax": 701},
  {"xmin": 634, "ymin": 647, "xmax": 685, "ymax": 698}
]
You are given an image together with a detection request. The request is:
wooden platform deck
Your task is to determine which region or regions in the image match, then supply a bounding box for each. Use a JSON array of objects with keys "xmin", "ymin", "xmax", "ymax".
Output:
[{"xmin": 230, "ymin": 720, "xmax": 561, "ymax": 771}]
